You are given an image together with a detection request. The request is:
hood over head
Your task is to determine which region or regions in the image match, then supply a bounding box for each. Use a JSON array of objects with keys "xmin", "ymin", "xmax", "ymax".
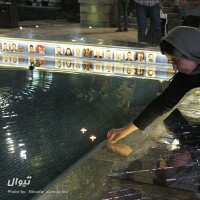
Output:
[{"xmin": 161, "ymin": 26, "xmax": 200, "ymax": 63}]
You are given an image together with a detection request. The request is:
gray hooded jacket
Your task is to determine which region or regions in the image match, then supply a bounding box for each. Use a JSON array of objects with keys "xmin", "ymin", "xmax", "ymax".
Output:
[
  {"xmin": 162, "ymin": 26, "xmax": 200, "ymax": 74},
  {"xmin": 133, "ymin": 26, "xmax": 200, "ymax": 130}
]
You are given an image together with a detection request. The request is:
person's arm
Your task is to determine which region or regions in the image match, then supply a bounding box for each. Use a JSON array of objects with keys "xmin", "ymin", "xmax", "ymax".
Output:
[
  {"xmin": 107, "ymin": 72, "xmax": 198, "ymax": 143},
  {"xmin": 133, "ymin": 72, "xmax": 197, "ymax": 130},
  {"xmin": 107, "ymin": 123, "xmax": 138, "ymax": 143}
]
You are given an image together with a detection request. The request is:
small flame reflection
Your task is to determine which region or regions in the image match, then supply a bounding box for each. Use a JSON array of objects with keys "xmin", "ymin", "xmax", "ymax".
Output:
[
  {"xmin": 90, "ymin": 135, "xmax": 96, "ymax": 142},
  {"xmin": 80, "ymin": 128, "xmax": 87, "ymax": 134}
]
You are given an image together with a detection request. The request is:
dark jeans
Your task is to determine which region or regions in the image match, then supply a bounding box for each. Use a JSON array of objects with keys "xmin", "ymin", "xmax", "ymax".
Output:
[
  {"xmin": 117, "ymin": 0, "xmax": 128, "ymax": 30},
  {"xmin": 135, "ymin": 3, "xmax": 161, "ymax": 44}
]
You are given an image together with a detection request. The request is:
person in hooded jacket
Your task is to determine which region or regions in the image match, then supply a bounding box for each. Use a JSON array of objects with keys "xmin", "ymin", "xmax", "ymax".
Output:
[{"xmin": 107, "ymin": 26, "xmax": 200, "ymax": 143}]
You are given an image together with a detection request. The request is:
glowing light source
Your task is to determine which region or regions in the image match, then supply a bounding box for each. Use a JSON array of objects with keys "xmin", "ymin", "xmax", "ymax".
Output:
[
  {"xmin": 90, "ymin": 135, "xmax": 96, "ymax": 142},
  {"xmin": 36, "ymin": 25, "xmax": 39, "ymax": 28},
  {"xmin": 89, "ymin": 26, "xmax": 92, "ymax": 29},
  {"xmin": 80, "ymin": 128, "xmax": 87, "ymax": 133},
  {"xmin": 20, "ymin": 27, "xmax": 23, "ymax": 30}
]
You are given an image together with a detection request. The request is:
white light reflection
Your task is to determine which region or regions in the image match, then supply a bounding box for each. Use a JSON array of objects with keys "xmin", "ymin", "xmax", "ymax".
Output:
[
  {"xmin": 3, "ymin": 125, "xmax": 9, "ymax": 129},
  {"xmin": 6, "ymin": 138, "xmax": 14, "ymax": 144},
  {"xmin": 8, "ymin": 146, "xmax": 15, "ymax": 153},
  {"xmin": 19, "ymin": 143, "xmax": 25, "ymax": 147},
  {"xmin": 36, "ymin": 25, "xmax": 39, "ymax": 28},
  {"xmin": 20, "ymin": 150, "xmax": 27, "ymax": 159},
  {"xmin": 97, "ymin": 39, "xmax": 104, "ymax": 45},
  {"xmin": 6, "ymin": 138, "xmax": 15, "ymax": 153},
  {"xmin": 80, "ymin": 128, "xmax": 87, "ymax": 134},
  {"xmin": 89, "ymin": 26, "xmax": 92, "ymax": 29},
  {"xmin": 171, "ymin": 139, "xmax": 180, "ymax": 150},
  {"xmin": 90, "ymin": 135, "xmax": 96, "ymax": 142}
]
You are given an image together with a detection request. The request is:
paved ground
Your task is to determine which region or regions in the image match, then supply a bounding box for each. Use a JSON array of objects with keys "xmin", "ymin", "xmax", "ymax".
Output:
[{"xmin": 0, "ymin": 21, "xmax": 138, "ymax": 46}]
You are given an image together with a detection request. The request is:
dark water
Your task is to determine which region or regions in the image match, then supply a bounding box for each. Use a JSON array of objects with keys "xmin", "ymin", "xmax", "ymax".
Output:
[{"xmin": 0, "ymin": 69, "xmax": 165, "ymax": 200}]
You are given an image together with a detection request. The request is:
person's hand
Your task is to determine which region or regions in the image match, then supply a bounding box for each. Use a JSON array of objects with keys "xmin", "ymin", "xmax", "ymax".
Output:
[
  {"xmin": 107, "ymin": 128, "xmax": 126, "ymax": 143},
  {"xmin": 106, "ymin": 142, "xmax": 133, "ymax": 156},
  {"xmin": 107, "ymin": 123, "xmax": 138, "ymax": 143}
]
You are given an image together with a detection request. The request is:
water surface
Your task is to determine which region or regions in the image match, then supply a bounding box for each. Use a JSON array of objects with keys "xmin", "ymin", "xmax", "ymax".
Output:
[{"xmin": 0, "ymin": 69, "xmax": 165, "ymax": 200}]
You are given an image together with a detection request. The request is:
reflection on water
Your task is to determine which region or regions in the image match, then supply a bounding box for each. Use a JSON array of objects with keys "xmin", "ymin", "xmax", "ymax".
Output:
[
  {"xmin": 0, "ymin": 69, "xmax": 167, "ymax": 200},
  {"xmin": 107, "ymin": 142, "xmax": 133, "ymax": 157},
  {"xmin": 108, "ymin": 109, "xmax": 200, "ymax": 196}
]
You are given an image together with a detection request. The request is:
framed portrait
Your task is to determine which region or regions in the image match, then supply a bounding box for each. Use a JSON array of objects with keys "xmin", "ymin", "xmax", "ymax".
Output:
[
  {"xmin": 83, "ymin": 47, "xmax": 93, "ymax": 58},
  {"xmin": 124, "ymin": 51, "xmax": 134, "ymax": 61},
  {"xmin": 36, "ymin": 44, "xmax": 45, "ymax": 54},
  {"xmin": 146, "ymin": 53, "xmax": 156, "ymax": 63},
  {"xmin": 93, "ymin": 48, "xmax": 103, "ymax": 59},
  {"xmin": 135, "ymin": 52, "xmax": 145, "ymax": 62},
  {"xmin": 114, "ymin": 50, "xmax": 123, "ymax": 61},
  {"xmin": 11, "ymin": 43, "xmax": 18, "ymax": 52},
  {"xmin": 104, "ymin": 49, "xmax": 113, "ymax": 60},
  {"xmin": 74, "ymin": 47, "xmax": 83, "ymax": 57},
  {"xmin": 55, "ymin": 46, "xmax": 63, "ymax": 56},
  {"xmin": 2, "ymin": 42, "xmax": 9, "ymax": 51},
  {"xmin": 64, "ymin": 47, "xmax": 73, "ymax": 56},
  {"xmin": 28, "ymin": 44, "xmax": 36, "ymax": 53}
]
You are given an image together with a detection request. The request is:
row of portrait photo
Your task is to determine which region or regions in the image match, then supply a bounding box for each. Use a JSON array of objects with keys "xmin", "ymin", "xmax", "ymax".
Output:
[
  {"xmin": 53, "ymin": 58, "xmax": 174, "ymax": 79},
  {"xmin": 54, "ymin": 46, "xmax": 164, "ymax": 63},
  {"xmin": 0, "ymin": 53, "xmax": 174, "ymax": 79},
  {"xmin": 0, "ymin": 41, "xmax": 168, "ymax": 64},
  {"xmin": 0, "ymin": 54, "xmax": 46, "ymax": 66},
  {"xmin": 1, "ymin": 42, "xmax": 45, "ymax": 54},
  {"xmin": 55, "ymin": 46, "xmax": 159, "ymax": 62}
]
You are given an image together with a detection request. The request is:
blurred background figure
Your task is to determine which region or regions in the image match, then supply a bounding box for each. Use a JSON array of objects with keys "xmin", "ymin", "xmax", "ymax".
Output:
[
  {"xmin": 178, "ymin": 0, "xmax": 188, "ymax": 19},
  {"xmin": 115, "ymin": 0, "xmax": 129, "ymax": 32},
  {"xmin": 182, "ymin": 0, "xmax": 200, "ymax": 27},
  {"xmin": 134, "ymin": 0, "xmax": 162, "ymax": 44}
]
